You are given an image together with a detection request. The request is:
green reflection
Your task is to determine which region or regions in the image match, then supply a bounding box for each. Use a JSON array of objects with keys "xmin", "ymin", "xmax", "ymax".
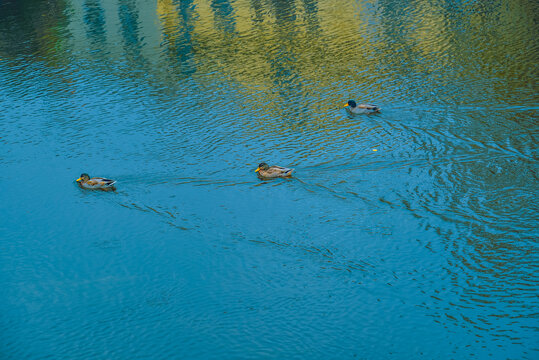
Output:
[{"xmin": 0, "ymin": 0, "xmax": 535, "ymax": 106}]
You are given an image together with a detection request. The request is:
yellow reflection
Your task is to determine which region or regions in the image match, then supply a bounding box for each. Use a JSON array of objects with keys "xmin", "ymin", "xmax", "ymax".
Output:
[{"xmin": 157, "ymin": 0, "xmax": 182, "ymax": 44}]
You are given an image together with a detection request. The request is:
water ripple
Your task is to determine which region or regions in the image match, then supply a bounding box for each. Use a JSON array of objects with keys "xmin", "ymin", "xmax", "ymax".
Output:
[{"xmin": 1, "ymin": 0, "xmax": 538, "ymax": 358}]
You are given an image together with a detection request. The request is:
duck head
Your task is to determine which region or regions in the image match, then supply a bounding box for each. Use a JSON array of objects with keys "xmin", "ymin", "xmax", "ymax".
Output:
[
  {"xmin": 344, "ymin": 100, "xmax": 357, "ymax": 108},
  {"xmin": 255, "ymin": 163, "xmax": 269, "ymax": 173},
  {"xmin": 76, "ymin": 173, "xmax": 90, "ymax": 182}
]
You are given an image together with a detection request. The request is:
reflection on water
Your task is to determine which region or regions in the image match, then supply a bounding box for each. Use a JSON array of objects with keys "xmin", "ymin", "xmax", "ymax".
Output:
[{"xmin": 0, "ymin": 0, "xmax": 537, "ymax": 359}]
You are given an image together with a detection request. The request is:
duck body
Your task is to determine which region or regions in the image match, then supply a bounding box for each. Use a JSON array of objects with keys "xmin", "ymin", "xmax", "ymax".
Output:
[
  {"xmin": 344, "ymin": 100, "xmax": 380, "ymax": 114},
  {"xmin": 255, "ymin": 163, "xmax": 294, "ymax": 178},
  {"xmin": 76, "ymin": 173, "xmax": 116, "ymax": 191}
]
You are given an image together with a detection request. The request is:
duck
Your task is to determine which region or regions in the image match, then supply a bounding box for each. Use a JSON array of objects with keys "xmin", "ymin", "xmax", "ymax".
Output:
[
  {"xmin": 344, "ymin": 100, "xmax": 380, "ymax": 114},
  {"xmin": 76, "ymin": 173, "xmax": 117, "ymax": 190},
  {"xmin": 255, "ymin": 163, "xmax": 294, "ymax": 178}
]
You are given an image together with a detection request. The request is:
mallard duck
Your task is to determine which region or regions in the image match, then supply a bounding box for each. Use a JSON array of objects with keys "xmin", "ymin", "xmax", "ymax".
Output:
[
  {"xmin": 255, "ymin": 163, "xmax": 294, "ymax": 178},
  {"xmin": 76, "ymin": 173, "xmax": 116, "ymax": 190},
  {"xmin": 344, "ymin": 100, "xmax": 380, "ymax": 114}
]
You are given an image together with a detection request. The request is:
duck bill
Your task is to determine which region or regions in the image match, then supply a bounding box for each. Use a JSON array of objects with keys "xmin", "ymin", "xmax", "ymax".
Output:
[
  {"xmin": 255, "ymin": 168, "xmax": 260, "ymax": 173},
  {"xmin": 76, "ymin": 178, "xmax": 82, "ymax": 182},
  {"xmin": 344, "ymin": 103, "xmax": 349, "ymax": 107}
]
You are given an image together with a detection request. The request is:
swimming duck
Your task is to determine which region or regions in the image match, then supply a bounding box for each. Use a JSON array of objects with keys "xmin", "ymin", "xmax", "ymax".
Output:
[
  {"xmin": 344, "ymin": 100, "xmax": 380, "ymax": 114},
  {"xmin": 255, "ymin": 163, "xmax": 294, "ymax": 178},
  {"xmin": 76, "ymin": 173, "xmax": 117, "ymax": 190}
]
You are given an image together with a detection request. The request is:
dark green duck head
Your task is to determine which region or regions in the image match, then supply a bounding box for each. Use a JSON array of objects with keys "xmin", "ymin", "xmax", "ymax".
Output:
[{"xmin": 345, "ymin": 100, "xmax": 357, "ymax": 108}]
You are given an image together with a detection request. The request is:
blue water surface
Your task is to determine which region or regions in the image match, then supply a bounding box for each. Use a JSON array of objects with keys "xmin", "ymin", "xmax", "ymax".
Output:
[{"xmin": 0, "ymin": 0, "xmax": 538, "ymax": 359}]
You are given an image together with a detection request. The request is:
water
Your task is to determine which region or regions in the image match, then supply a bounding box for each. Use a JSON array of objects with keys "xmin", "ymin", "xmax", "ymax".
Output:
[{"xmin": 0, "ymin": 0, "xmax": 537, "ymax": 358}]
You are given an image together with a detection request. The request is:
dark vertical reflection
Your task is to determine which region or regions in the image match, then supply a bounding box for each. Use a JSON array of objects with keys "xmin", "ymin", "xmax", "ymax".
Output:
[
  {"xmin": 298, "ymin": 0, "xmax": 325, "ymax": 81},
  {"xmin": 267, "ymin": 0, "xmax": 300, "ymax": 103},
  {"xmin": 243, "ymin": 0, "xmax": 326, "ymax": 119},
  {"xmin": 0, "ymin": 0, "xmax": 70, "ymax": 62},
  {"xmin": 301, "ymin": 0, "xmax": 320, "ymax": 34},
  {"xmin": 83, "ymin": 0, "xmax": 106, "ymax": 47},
  {"xmin": 159, "ymin": 0, "xmax": 197, "ymax": 78},
  {"xmin": 249, "ymin": 0, "xmax": 264, "ymax": 24},
  {"xmin": 119, "ymin": 0, "xmax": 140, "ymax": 49},
  {"xmin": 210, "ymin": 0, "xmax": 237, "ymax": 35},
  {"xmin": 0, "ymin": 0, "xmax": 34, "ymax": 56},
  {"xmin": 118, "ymin": 0, "xmax": 150, "ymax": 73}
]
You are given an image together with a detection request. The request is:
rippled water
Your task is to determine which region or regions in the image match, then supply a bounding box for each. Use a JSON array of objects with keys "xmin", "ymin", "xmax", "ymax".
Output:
[{"xmin": 1, "ymin": 0, "xmax": 538, "ymax": 358}]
